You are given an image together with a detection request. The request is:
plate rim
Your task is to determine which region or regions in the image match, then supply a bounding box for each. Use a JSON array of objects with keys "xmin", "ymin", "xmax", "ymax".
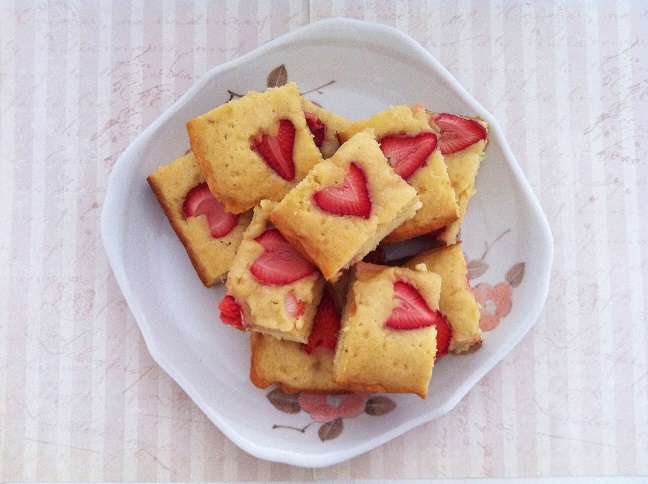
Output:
[{"xmin": 101, "ymin": 17, "xmax": 553, "ymax": 468}]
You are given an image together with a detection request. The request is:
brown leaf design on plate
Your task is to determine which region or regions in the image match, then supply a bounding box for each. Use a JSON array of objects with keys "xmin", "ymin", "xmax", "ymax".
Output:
[
  {"xmin": 318, "ymin": 417, "xmax": 343, "ymax": 441},
  {"xmin": 267, "ymin": 64, "xmax": 288, "ymax": 88},
  {"xmin": 364, "ymin": 395, "xmax": 396, "ymax": 416},
  {"xmin": 267, "ymin": 388, "xmax": 300, "ymax": 414},
  {"xmin": 466, "ymin": 259, "xmax": 489, "ymax": 280},
  {"xmin": 505, "ymin": 262, "xmax": 526, "ymax": 288}
]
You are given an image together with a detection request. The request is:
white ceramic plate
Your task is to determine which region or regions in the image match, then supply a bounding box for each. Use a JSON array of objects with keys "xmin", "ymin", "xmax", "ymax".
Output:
[{"xmin": 101, "ymin": 18, "xmax": 553, "ymax": 468}]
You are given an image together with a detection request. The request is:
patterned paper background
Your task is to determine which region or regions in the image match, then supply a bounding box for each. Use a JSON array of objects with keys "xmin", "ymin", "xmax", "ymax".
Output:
[{"xmin": 0, "ymin": 0, "xmax": 646, "ymax": 480}]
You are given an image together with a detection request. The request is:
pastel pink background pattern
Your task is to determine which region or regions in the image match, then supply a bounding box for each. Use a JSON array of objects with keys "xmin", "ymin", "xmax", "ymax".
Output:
[{"xmin": 1, "ymin": 1, "xmax": 647, "ymax": 481}]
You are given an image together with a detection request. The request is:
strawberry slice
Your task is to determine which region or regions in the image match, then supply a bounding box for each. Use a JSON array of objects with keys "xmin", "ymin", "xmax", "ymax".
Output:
[
  {"xmin": 182, "ymin": 182, "xmax": 238, "ymax": 238},
  {"xmin": 250, "ymin": 229, "xmax": 317, "ymax": 285},
  {"xmin": 432, "ymin": 312, "xmax": 452, "ymax": 359},
  {"xmin": 251, "ymin": 118, "xmax": 296, "ymax": 181},
  {"xmin": 218, "ymin": 295, "xmax": 246, "ymax": 330},
  {"xmin": 434, "ymin": 113, "xmax": 487, "ymax": 155},
  {"xmin": 378, "ymin": 131, "xmax": 437, "ymax": 180},
  {"xmin": 303, "ymin": 290, "xmax": 340, "ymax": 354},
  {"xmin": 305, "ymin": 112, "xmax": 326, "ymax": 147},
  {"xmin": 284, "ymin": 290, "xmax": 305, "ymax": 319},
  {"xmin": 385, "ymin": 280, "xmax": 453, "ymax": 359},
  {"xmin": 313, "ymin": 162, "xmax": 371, "ymax": 219}
]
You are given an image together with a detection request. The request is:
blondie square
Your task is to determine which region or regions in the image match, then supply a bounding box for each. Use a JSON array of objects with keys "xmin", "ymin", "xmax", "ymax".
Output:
[
  {"xmin": 337, "ymin": 104, "xmax": 429, "ymax": 142},
  {"xmin": 249, "ymin": 289, "xmax": 346, "ymax": 393},
  {"xmin": 428, "ymin": 112, "xmax": 489, "ymax": 244},
  {"xmin": 187, "ymin": 82, "xmax": 324, "ymax": 214},
  {"xmin": 219, "ymin": 200, "xmax": 325, "ymax": 343},
  {"xmin": 301, "ymin": 97, "xmax": 352, "ymax": 159},
  {"xmin": 340, "ymin": 105, "xmax": 459, "ymax": 243},
  {"xmin": 405, "ymin": 243, "xmax": 482, "ymax": 353},
  {"xmin": 270, "ymin": 131, "xmax": 421, "ymax": 282},
  {"xmin": 333, "ymin": 262, "xmax": 448, "ymax": 398},
  {"xmin": 147, "ymin": 151, "xmax": 253, "ymax": 287}
]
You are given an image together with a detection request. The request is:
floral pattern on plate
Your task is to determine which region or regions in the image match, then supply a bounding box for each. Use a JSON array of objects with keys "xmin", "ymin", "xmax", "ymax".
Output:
[{"xmin": 268, "ymin": 388, "xmax": 396, "ymax": 442}]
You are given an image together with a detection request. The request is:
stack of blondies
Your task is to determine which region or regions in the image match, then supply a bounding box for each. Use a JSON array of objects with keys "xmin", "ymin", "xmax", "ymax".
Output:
[{"xmin": 147, "ymin": 82, "xmax": 488, "ymax": 398}]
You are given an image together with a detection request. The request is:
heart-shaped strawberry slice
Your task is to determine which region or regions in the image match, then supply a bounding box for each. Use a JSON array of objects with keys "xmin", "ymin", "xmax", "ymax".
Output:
[
  {"xmin": 251, "ymin": 119, "xmax": 296, "ymax": 181},
  {"xmin": 182, "ymin": 182, "xmax": 239, "ymax": 238},
  {"xmin": 385, "ymin": 280, "xmax": 452, "ymax": 358},
  {"xmin": 304, "ymin": 111, "xmax": 326, "ymax": 147},
  {"xmin": 379, "ymin": 131, "xmax": 437, "ymax": 180},
  {"xmin": 434, "ymin": 113, "xmax": 487, "ymax": 155},
  {"xmin": 303, "ymin": 290, "xmax": 340, "ymax": 354},
  {"xmin": 313, "ymin": 162, "xmax": 371, "ymax": 219},
  {"xmin": 250, "ymin": 229, "xmax": 317, "ymax": 285}
]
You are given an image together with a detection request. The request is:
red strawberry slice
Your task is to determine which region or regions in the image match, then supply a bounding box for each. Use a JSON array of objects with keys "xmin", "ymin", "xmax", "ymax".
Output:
[
  {"xmin": 218, "ymin": 295, "xmax": 246, "ymax": 330},
  {"xmin": 385, "ymin": 281, "xmax": 437, "ymax": 330},
  {"xmin": 313, "ymin": 162, "xmax": 371, "ymax": 219},
  {"xmin": 434, "ymin": 113, "xmax": 487, "ymax": 155},
  {"xmin": 303, "ymin": 290, "xmax": 340, "ymax": 354},
  {"xmin": 305, "ymin": 112, "xmax": 326, "ymax": 147},
  {"xmin": 251, "ymin": 118, "xmax": 296, "ymax": 181},
  {"xmin": 432, "ymin": 312, "xmax": 452, "ymax": 359},
  {"xmin": 250, "ymin": 229, "xmax": 317, "ymax": 285},
  {"xmin": 378, "ymin": 131, "xmax": 437, "ymax": 180},
  {"xmin": 385, "ymin": 280, "xmax": 453, "ymax": 358},
  {"xmin": 284, "ymin": 290, "xmax": 305, "ymax": 319},
  {"xmin": 183, "ymin": 182, "xmax": 239, "ymax": 238}
]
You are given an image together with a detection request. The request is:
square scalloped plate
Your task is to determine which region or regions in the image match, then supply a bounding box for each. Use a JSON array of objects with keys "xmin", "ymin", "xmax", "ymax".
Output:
[{"xmin": 101, "ymin": 18, "xmax": 553, "ymax": 468}]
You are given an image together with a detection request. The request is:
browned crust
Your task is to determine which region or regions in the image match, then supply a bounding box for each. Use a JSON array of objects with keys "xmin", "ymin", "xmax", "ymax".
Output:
[
  {"xmin": 336, "ymin": 131, "xmax": 352, "ymax": 144},
  {"xmin": 249, "ymin": 332, "xmax": 273, "ymax": 390},
  {"xmin": 146, "ymin": 174, "xmax": 222, "ymax": 287},
  {"xmin": 382, "ymin": 212, "xmax": 459, "ymax": 245},
  {"xmin": 277, "ymin": 382, "xmax": 348, "ymax": 395},
  {"xmin": 249, "ymin": 333, "xmax": 349, "ymax": 395},
  {"xmin": 333, "ymin": 379, "xmax": 427, "ymax": 399}
]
